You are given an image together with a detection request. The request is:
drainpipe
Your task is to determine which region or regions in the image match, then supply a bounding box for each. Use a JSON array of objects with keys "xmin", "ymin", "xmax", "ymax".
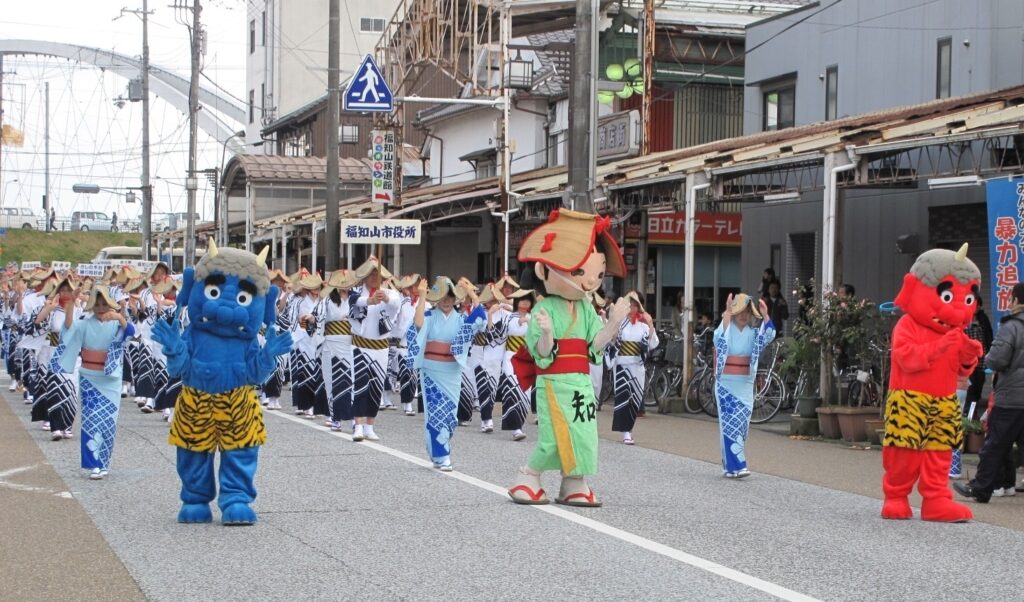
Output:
[
  {"xmin": 822, "ymin": 155, "xmax": 857, "ymax": 293},
  {"xmin": 683, "ymin": 174, "xmax": 711, "ymax": 388},
  {"xmin": 491, "ymin": 196, "xmax": 521, "ymax": 276},
  {"xmin": 820, "ymin": 152, "xmax": 858, "ymax": 405},
  {"xmin": 423, "ymin": 130, "xmax": 444, "ymax": 185}
]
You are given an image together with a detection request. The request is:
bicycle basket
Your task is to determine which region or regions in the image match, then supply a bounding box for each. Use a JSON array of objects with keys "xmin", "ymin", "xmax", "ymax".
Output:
[{"xmin": 664, "ymin": 337, "xmax": 686, "ymax": 365}]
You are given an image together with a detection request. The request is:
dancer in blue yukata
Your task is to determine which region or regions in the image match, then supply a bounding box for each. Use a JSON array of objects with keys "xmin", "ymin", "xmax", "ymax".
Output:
[
  {"xmin": 714, "ymin": 293, "xmax": 775, "ymax": 479},
  {"xmin": 407, "ymin": 276, "xmax": 485, "ymax": 472},
  {"xmin": 53, "ymin": 285, "xmax": 134, "ymax": 480}
]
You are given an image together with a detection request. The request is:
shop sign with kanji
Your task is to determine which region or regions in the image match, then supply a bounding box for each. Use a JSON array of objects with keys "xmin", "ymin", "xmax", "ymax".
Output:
[
  {"xmin": 340, "ymin": 218, "xmax": 421, "ymax": 245},
  {"xmin": 987, "ymin": 178, "xmax": 1024, "ymax": 319},
  {"xmin": 626, "ymin": 212, "xmax": 742, "ymax": 245},
  {"xmin": 371, "ymin": 129, "xmax": 396, "ymax": 204}
]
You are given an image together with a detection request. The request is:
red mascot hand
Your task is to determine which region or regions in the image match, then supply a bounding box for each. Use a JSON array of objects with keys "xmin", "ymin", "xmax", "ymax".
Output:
[{"xmin": 958, "ymin": 337, "xmax": 983, "ymax": 367}]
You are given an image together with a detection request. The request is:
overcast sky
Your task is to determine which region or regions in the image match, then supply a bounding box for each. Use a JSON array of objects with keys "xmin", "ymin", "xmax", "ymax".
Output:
[{"xmin": 0, "ymin": 0, "xmax": 248, "ymax": 224}]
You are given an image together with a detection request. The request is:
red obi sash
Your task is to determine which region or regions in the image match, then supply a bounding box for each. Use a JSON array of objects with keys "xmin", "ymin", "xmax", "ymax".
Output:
[{"xmin": 511, "ymin": 338, "xmax": 589, "ymax": 391}]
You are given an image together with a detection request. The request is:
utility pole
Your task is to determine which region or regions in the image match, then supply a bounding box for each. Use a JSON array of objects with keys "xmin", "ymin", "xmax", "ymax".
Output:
[
  {"xmin": 44, "ymin": 81, "xmax": 50, "ymax": 232},
  {"xmin": 141, "ymin": 0, "xmax": 153, "ymax": 259},
  {"xmin": 641, "ymin": 0, "xmax": 654, "ymax": 156},
  {"xmin": 324, "ymin": 0, "xmax": 340, "ymax": 272},
  {"xmin": 184, "ymin": 0, "xmax": 201, "ymax": 265},
  {"xmin": 567, "ymin": 0, "xmax": 596, "ymax": 212},
  {"xmin": 116, "ymin": 3, "xmax": 154, "ymax": 256}
]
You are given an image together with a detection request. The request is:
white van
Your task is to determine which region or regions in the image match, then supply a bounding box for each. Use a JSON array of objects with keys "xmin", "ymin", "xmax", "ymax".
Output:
[
  {"xmin": 0, "ymin": 207, "xmax": 43, "ymax": 229},
  {"xmin": 93, "ymin": 246, "xmax": 207, "ymax": 272}
]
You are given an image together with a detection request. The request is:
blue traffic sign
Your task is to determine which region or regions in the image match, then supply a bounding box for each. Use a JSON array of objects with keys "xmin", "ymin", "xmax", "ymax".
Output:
[{"xmin": 344, "ymin": 54, "xmax": 394, "ymax": 113}]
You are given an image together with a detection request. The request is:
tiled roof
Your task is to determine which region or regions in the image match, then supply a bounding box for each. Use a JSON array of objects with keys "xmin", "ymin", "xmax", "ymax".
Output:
[{"xmin": 233, "ymin": 155, "xmax": 374, "ymax": 183}]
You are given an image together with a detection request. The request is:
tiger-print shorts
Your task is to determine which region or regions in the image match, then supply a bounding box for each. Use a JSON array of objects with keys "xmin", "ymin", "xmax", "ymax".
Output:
[
  {"xmin": 169, "ymin": 385, "xmax": 266, "ymax": 452},
  {"xmin": 882, "ymin": 389, "xmax": 962, "ymax": 451}
]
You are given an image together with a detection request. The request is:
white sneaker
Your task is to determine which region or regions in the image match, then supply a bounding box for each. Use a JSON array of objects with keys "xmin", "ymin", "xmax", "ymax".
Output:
[
  {"xmin": 62, "ymin": 430, "xmax": 73, "ymax": 439},
  {"xmin": 1004, "ymin": 487, "xmax": 1017, "ymax": 497},
  {"xmin": 512, "ymin": 429, "xmax": 526, "ymax": 441},
  {"xmin": 303, "ymin": 409, "xmax": 314, "ymax": 419},
  {"xmin": 295, "ymin": 408, "xmax": 305, "ymax": 415},
  {"xmin": 162, "ymin": 408, "xmax": 172, "ymax": 421},
  {"xmin": 41, "ymin": 421, "xmax": 50, "ymax": 431},
  {"xmin": 993, "ymin": 488, "xmax": 1005, "ymax": 497},
  {"xmin": 272, "ymin": 400, "xmax": 282, "ymax": 410},
  {"xmin": 8, "ymin": 380, "xmax": 16, "ymax": 391},
  {"xmin": 89, "ymin": 468, "xmax": 104, "ymax": 480},
  {"xmin": 352, "ymin": 425, "xmax": 365, "ymax": 442},
  {"xmin": 364, "ymin": 428, "xmax": 380, "ymax": 441}
]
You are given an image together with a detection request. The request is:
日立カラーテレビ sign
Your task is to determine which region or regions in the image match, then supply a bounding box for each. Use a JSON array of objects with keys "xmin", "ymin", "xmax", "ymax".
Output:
[{"xmin": 626, "ymin": 211, "xmax": 741, "ymax": 245}]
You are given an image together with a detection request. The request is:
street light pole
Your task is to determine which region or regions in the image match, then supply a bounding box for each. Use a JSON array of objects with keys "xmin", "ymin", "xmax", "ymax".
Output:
[
  {"xmin": 44, "ymin": 81, "xmax": 50, "ymax": 232},
  {"xmin": 218, "ymin": 130, "xmax": 245, "ymax": 246}
]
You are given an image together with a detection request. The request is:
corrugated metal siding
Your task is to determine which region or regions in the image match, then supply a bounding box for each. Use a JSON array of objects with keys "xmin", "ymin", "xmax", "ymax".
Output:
[
  {"xmin": 675, "ymin": 84, "xmax": 743, "ymax": 149},
  {"xmin": 622, "ymin": 85, "xmax": 674, "ymax": 153}
]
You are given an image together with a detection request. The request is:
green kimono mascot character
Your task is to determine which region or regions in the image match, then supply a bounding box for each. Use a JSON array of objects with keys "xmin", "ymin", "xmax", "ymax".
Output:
[
  {"xmin": 507, "ymin": 209, "xmax": 631, "ymax": 506},
  {"xmin": 151, "ymin": 241, "xmax": 293, "ymax": 525}
]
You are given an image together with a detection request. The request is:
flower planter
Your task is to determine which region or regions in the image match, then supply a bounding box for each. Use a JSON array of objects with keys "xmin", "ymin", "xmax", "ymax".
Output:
[
  {"xmin": 796, "ymin": 395, "xmax": 823, "ymax": 419},
  {"xmin": 864, "ymin": 418, "xmax": 885, "ymax": 445},
  {"xmin": 964, "ymin": 432, "xmax": 985, "ymax": 454},
  {"xmin": 816, "ymin": 406, "xmax": 841, "ymax": 439},
  {"xmin": 835, "ymin": 406, "xmax": 880, "ymax": 442}
]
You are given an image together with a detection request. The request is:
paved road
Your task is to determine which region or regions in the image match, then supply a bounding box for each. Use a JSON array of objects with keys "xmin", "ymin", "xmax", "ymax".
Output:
[{"xmin": 5, "ymin": 380, "xmax": 1024, "ymax": 601}]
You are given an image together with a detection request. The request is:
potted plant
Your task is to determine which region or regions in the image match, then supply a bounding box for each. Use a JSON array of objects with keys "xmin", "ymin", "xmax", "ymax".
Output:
[{"xmin": 963, "ymin": 418, "xmax": 985, "ymax": 454}]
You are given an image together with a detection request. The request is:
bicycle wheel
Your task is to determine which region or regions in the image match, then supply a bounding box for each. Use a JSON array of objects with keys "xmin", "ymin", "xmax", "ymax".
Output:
[
  {"xmin": 643, "ymin": 365, "xmax": 660, "ymax": 407},
  {"xmin": 699, "ymin": 372, "xmax": 718, "ymax": 417},
  {"xmin": 751, "ymin": 370, "xmax": 785, "ymax": 424},
  {"xmin": 683, "ymin": 373, "xmax": 704, "ymax": 414},
  {"xmin": 653, "ymin": 366, "xmax": 680, "ymax": 407}
]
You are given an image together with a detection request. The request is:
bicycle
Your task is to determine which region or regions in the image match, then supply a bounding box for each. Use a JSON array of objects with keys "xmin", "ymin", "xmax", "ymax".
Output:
[
  {"xmin": 651, "ymin": 332, "xmax": 688, "ymax": 411},
  {"xmin": 750, "ymin": 339, "xmax": 788, "ymax": 424}
]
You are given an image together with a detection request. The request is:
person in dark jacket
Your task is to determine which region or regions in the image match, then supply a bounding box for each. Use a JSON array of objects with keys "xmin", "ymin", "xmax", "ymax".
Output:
[
  {"xmin": 763, "ymin": 280, "xmax": 789, "ymax": 337},
  {"xmin": 965, "ymin": 296, "xmax": 994, "ymax": 408},
  {"xmin": 955, "ymin": 283, "xmax": 1024, "ymax": 503}
]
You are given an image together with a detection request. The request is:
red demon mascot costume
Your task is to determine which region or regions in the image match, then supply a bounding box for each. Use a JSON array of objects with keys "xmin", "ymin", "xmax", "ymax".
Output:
[{"xmin": 881, "ymin": 243, "xmax": 984, "ymax": 522}]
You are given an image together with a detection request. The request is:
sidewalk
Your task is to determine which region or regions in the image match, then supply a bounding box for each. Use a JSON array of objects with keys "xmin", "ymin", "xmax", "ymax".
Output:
[
  {"xmin": 596, "ymin": 408, "xmax": 1024, "ymax": 532},
  {"xmin": 0, "ymin": 390, "xmax": 144, "ymax": 601}
]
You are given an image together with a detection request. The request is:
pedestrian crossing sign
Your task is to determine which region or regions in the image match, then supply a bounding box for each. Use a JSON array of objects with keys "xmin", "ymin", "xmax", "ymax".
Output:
[{"xmin": 344, "ymin": 54, "xmax": 394, "ymax": 113}]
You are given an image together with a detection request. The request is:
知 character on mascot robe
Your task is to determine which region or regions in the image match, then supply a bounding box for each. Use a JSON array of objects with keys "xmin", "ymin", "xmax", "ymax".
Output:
[
  {"xmin": 882, "ymin": 243, "xmax": 983, "ymax": 523},
  {"xmin": 152, "ymin": 241, "xmax": 293, "ymax": 525},
  {"xmin": 506, "ymin": 209, "xmax": 632, "ymax": 507}
]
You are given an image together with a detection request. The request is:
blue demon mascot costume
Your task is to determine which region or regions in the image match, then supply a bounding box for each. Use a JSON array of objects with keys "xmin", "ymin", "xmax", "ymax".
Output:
[{"xmin": 152, "ymin": 241, "xmax": 293, "ymax": 525}]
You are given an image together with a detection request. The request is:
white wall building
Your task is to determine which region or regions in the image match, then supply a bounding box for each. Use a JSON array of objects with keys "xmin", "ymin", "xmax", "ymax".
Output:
[{"xmin": 244, "ymin": 0, "xmax": 399, "ymax": 151}]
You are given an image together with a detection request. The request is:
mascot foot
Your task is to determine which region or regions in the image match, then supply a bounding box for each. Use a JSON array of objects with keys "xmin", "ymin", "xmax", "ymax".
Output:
[
  {"xmin": 920, "ymin": 498, "xmax": 973, "ymax": 523},
  {"xmin": 221, "ymin": 503, "xmax": 257, "ymax": 526},
  {"xmin": 880, "ymin": 498, "xmax": 913, "ymax": 520},
  {"xmin": 555, "ymin": 475, "xmax": 602, "ymax": 507},
  {"xmin": 508, "ymin": 466, "xmax": 549, "ymax": 505},
  {"xmin": 178, "ymin": 503, "xmax": 213, "ymax": 524}
]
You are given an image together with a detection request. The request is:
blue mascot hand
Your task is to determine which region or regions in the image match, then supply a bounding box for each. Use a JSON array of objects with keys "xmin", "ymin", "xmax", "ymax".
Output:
[
  {"xmin": 151, "ymin": 317, "xmax": 185, "ymax": 355},
  {"xmin": 264, "ymin": 326, "xmax": 293, "ymax": 358}
]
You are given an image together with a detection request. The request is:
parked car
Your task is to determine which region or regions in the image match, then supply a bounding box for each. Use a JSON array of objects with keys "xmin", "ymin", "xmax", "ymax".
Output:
[
  {"xmin": 71, "ymin": 210, "xmax": 118, "ymax": 232},
  {"xmin": 0, "ymin": 207, "xmax": 43, "ymax": 229},
  {"xmin": 93, "ymin": 246, "xmax": 206, "ymax": 272},
  {"xmin": 152, "ymin": 212, "xmax": 200, "ymax": 232}
]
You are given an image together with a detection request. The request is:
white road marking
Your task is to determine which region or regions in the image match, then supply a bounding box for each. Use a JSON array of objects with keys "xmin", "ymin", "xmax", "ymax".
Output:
[
  {"xmin": 268, "ymin": 410, "xmax": 822, "ymax": 602},
  {"xmin": 0, "ymin": 463, "xmax": 66, "ymax": 495}
]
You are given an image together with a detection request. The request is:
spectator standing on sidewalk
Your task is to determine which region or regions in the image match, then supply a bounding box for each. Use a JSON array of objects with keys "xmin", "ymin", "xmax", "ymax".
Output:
[
  {"xmin": 756, "ymin": 268, "xmax": 778, "ymax": 298},
  {"xmin": 762, "ymin": 281, "xmax": 789, "ymax": 337},
  {"xmin": 965, "ymin": 296, "xmax": 993, "ymax": 408},
  {"xmin": 955, "ymin": 283, "xmax": 1024, "ymax": 503}
]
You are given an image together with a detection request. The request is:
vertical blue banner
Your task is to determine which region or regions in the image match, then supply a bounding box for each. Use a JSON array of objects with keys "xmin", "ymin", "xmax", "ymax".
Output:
[{"xmin": 986, "ymin": 178, "xmax": 1024, "ymax": 321}]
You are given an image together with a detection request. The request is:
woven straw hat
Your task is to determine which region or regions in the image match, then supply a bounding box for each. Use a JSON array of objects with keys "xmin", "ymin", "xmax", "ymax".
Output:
[
  {"xmin": 85, "ymin": 285, "xmax": 121, "ymax": 312},
  {"xmin": 425, "ymin": 276, "xmax": 471, "ymax": 303},
  {"xmin": 729, "ymin": 293, "xmax": 762, "ymax": 319},
  {"xmin": 477, "ymin": 283, "xmax": 508, "ymax": 305},
  {"xmin": 517, "ymin": 209, "xmax": 626, "ymax": 278},
  {"xmin": 297, "ymin": 273, "xmax": 324, "ymax": 291},
  {"xmin": 395, "ymin": 273, "xmax": 422, "ymax": 290},
  {"xmin": 322, "ymin": 269, "xmax": 359, "ymax": 297},
  {"xmin": 353, "ymin": 257, "xmax": 394, "ymax": 283}
]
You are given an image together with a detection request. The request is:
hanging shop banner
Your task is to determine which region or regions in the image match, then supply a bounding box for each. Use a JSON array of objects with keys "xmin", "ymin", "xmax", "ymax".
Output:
[
  {"xmin": 370, "ymin": 129, "xmax": 396, "ymax": 204},
  {"xmin": 986, "ymin": 177, "xmax": 1024, "ymax": 320},
  {"xmin": 626, "ymin": 211, "xmax": 742, "ymax": 245},
  {"xmin": 340, "ymin": 218, "xmax": 421, "ymax": 245}
]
